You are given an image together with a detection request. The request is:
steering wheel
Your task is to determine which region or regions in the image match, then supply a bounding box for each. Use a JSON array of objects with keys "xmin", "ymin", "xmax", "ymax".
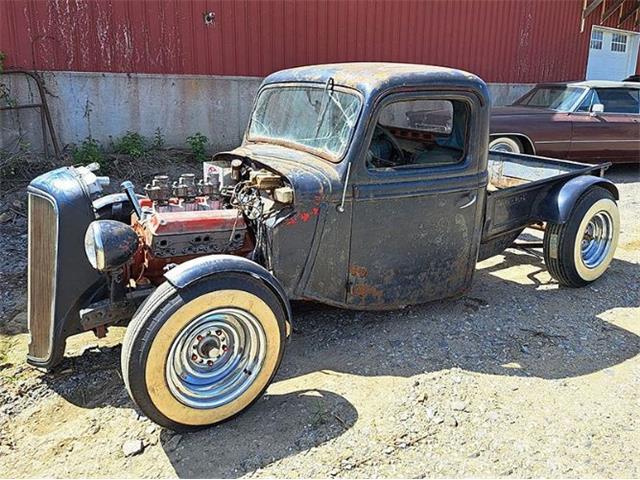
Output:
[{"xmin": 368, "ymin": 125, "xmax": 406, "ymax": 168}]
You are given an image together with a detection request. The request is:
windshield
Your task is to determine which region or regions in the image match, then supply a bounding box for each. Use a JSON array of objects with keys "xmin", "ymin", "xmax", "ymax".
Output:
[
  {"xmin": 247, "ymin": 85, "xmax": 361, "ymax": 160},
  {"xmin": 513, "ymin": 86, "xmax": 586, "ymax": 111}
]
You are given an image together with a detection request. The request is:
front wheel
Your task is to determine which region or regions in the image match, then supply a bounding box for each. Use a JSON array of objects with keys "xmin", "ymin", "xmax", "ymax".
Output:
[
  {"xmin": 121, "ymin": 273, "xmax": 287, "ymax": 430},
  {"xmin": 543, "ymin": 187, "xmax": 619, "ymax": 287}
]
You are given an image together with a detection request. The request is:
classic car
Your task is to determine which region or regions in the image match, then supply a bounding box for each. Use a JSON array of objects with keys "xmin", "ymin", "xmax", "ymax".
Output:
[
  {"xmin": 26, "ymin": 63, "xmax": 621, "ymax": 430},
  {"xmin": 490, "ymin": 81, "xmax": 640, "ymax": 163}
]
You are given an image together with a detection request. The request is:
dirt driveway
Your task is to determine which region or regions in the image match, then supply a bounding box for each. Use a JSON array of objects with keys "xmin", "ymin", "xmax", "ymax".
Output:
[{"xmin": 0, "ymin": 165, "xmax": 638, "ymax": 478}]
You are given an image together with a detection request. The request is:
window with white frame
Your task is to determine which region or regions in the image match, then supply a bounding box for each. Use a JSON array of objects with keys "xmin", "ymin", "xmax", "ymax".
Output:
[
  {"xmin": 611, "ymin": 33, "xmax": 627, "ymax": 53},
  {"xmin": 590, "ymin": 29, "xmax": 603, "ymax": 49}
]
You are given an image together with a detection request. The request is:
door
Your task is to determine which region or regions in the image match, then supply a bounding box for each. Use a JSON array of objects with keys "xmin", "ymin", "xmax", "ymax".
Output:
[
  {"xmin": 569, "ymin": 87, "xmax": 640, "ymax": 163},
  {"xmin": 347, "ymin": 92, "xmax": 485, "ymax": 309},
  {"xmin": 586, "ymin": 27, "xmax": 640, "ymax": 80}
]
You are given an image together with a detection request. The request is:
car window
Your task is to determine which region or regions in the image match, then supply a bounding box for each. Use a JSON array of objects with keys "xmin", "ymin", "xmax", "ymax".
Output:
[
  {"xmin": 367, "ymin": 99, "xmax": 468, "ymax": 170},
  {"xmin": 514, "ymin": 86, "xmax": 585, "ymax": 111},
  {"xmin": 576, "ymin": 90, "xmax": 596, "ymax": 112},
  {"xmin": 593, "ymin": 88, "xmax": 639, "ymax": 114}
]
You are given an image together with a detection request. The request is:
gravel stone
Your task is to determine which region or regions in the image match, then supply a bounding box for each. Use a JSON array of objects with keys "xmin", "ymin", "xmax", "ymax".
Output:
[{"xmin": 122, "ymin": 440, "xmax": 144, "ymax": 457}]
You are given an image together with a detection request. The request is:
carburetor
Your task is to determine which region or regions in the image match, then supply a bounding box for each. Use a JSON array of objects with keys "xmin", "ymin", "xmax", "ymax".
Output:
[{"xmin": 144, "ymin": 173, "xmax": 219, "ymax": 212}]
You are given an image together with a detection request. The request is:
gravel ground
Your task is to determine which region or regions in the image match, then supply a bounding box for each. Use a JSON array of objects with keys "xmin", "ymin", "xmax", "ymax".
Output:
[{"xmin": 0, "ymin": 164, "xmax": 638, "ymax": 478}]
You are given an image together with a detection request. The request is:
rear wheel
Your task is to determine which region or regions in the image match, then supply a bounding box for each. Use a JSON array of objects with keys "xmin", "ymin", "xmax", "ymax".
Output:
[
  {"xmin": 543, "ymin": 187, "xmax": 619, "ymax": 287},
  {"xmin": 489, "ymin": 136, "xmax": 522, "ymax": 153},
  {"xmin": 122, "ymin": 273, "xmax": 287, "ymax": 430}
]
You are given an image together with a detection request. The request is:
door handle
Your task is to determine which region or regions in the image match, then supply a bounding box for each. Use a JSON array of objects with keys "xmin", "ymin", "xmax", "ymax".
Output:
[{"xmin": 458, "ymin": 193, "xmax": 477, "ymax": 209}]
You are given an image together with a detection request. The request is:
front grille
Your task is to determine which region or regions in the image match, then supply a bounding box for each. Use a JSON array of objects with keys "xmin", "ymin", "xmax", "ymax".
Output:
[{"xmin": 27, "ymin": 192, "xmax": 58, "ymax": 363}]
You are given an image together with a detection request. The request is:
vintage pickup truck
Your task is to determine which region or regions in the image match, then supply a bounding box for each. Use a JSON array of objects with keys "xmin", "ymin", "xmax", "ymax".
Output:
[{"xmin": 26, "ymin": 63, "xmax": 620, "ymax": 430}]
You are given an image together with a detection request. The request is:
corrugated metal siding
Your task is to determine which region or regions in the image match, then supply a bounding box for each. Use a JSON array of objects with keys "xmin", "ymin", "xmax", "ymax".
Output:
[{"xmin": 1, "ymin": 0, "xmax": 639, "ymax": 82}]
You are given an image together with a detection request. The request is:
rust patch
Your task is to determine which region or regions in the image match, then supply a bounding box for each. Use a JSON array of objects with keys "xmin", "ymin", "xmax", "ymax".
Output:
[
  {"xmin": 349, "ymin": 265, "xmax": 368, "ymax": 278},
  {"xmin": 351, "ymin": 283, "xmax": 383, "ymax": 301}
]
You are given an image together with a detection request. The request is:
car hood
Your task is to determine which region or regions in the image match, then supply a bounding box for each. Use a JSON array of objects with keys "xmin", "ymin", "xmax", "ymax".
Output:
[
  {"xmin": 215, "ymin": 143, "xmax": 342, "ymax": 204},
  {"xmin": 491, "ymin": 105, "xmax": 557, "ymax": 117}
]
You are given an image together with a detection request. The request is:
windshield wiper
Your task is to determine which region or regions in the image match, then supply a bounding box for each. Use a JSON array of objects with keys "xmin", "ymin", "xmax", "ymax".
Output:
[{"xmin": 314, "ymin": 77, "xmax": 355, "ymax": 137}]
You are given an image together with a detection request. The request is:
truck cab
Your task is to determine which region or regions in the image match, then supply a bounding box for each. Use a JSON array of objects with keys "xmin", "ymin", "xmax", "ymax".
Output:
[{"xmin": 224, "ymin": 63, "xmax": 490, "ymax": 309}]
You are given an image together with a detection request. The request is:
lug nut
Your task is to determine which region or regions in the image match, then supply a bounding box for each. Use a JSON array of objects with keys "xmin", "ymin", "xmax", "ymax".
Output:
[
  {"xmin": 191, "ymin": 354, "xmax": 198, "ymax": 361},
  {"xmin": 215, "ymin": 330, "xmax": 222, "ymax": 336}
]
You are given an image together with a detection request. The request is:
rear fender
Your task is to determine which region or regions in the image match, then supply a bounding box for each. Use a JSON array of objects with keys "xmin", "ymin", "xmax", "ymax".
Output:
[
  {"xmin": 163, "ymin": 255, "xmax": 293, "ymax": 336},
  {"xmin": 537, "ymin": 175, "xmax": 619, "ymax": 224}
]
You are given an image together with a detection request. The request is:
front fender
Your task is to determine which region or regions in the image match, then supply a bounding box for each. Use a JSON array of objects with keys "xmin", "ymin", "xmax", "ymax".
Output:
[
  {"xmin": 164, "ymin": 255, "xmax": 292, "ymax": 335},
  {"xmin": 538, "ymin": 175, "xmax": 619, "ymax": 224}
]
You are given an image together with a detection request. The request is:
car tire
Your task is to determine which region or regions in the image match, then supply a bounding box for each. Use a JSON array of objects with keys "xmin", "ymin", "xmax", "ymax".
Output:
[
  {"xmin": 489, "ymin": 136, "xmax": 522, "ymax": 153},
  {"xmin": 543, "ymin": 187, "xmax": 619, "ymax": 288},
  {"xmin": 121, "ymin": 272, "xmax": 287, "ymax": 431}
]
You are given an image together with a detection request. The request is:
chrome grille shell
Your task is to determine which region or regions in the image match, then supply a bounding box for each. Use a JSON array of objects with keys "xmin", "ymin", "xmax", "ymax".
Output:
[
  {"xmin": 26, "ymin": 167, "xmax": 106, "ymax": 369},
  {"xmin": 27, "ymin": 190, "xmax": 59, "ymax": 364}
]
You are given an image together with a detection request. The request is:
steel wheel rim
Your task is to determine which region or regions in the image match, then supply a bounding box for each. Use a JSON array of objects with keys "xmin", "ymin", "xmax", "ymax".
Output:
[
  {"xmin": 580, "ymin": 210, "xmax": 614, "ymax": 269},
  {"xmin": 166, "ymin": 307, "xmax": 267, "ymax": 409}
]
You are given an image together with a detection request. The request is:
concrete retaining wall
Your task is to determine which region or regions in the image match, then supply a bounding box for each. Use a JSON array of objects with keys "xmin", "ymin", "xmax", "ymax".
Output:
[{"xmin": 0, "ymin": 71, "xmax": 533, "ymax": 154}]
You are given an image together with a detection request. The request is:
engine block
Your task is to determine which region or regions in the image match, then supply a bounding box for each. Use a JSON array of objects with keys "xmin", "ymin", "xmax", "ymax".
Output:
[{"xmin": 141, "ymin": 208, "xmax": 249, "ymax": 258}]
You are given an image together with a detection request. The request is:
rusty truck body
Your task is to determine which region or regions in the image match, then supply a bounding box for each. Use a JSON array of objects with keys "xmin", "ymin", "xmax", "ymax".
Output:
[{"xmin": 26, "ymin": 63, "xmax": 620, "ymax": 429}]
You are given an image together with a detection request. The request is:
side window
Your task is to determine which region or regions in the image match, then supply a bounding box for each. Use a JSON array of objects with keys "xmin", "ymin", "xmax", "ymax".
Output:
[
  {"xmin": 594, "ymin": 88, "xmax": 640, "ymax": 114},
  {"xmin": 367, "ymin": 99, "xmax": 468, "ymax": 170},
  {"xmin": 576, "ymin": 90, "xmax": 599, "ymax": 112}
]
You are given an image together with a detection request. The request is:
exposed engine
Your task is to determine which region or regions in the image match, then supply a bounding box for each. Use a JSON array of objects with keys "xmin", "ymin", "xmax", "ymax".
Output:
[{"xmin": 125, "ymin": 159, "xmax": 294, "ymax": 285}]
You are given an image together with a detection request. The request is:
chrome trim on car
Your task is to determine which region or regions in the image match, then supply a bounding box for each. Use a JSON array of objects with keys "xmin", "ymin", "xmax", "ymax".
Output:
[
  {"xmin": 571, "ymin": 139, "xmax": 640, "ymax": 143},
  {"xmin": 27, "ymin": 189, "xmax": 59, "ymax": 365}
]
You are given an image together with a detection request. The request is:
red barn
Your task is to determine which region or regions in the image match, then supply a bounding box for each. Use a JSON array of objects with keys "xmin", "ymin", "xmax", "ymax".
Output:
[{"xmin": 1, "ymin": 0, "xmax": 639, "ymax": 150}]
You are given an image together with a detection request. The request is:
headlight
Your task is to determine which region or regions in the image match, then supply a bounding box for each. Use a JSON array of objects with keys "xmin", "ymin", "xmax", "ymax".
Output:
[{"xmin": 84, "ymin": 220, "xmax": 139, "ymax": 272}]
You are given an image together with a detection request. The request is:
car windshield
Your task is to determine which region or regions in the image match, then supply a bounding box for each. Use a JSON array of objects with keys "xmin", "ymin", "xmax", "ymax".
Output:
[
  {"xmin": 247, "ymin": 85, "xmax": 361, "ymax": 160},
  {"xmin": 513, "ymin": 86, "xmax": 586, "ymax": 111}
]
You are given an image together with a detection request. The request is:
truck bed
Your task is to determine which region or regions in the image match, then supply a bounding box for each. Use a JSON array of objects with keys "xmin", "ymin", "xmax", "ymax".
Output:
[{"xmin": 480, "ymin": 151, "xmax": 608, "ymax": 257}]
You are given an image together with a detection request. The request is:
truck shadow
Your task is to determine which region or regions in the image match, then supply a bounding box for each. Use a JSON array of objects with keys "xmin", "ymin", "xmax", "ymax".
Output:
[
  {"xmin": 159, "ymin": 389, "xmax": 356, "ymax": 478},
  {"xmin": 42, "ymin": 347, "xmax": 358, "ymax": 478},
  {"xmin": 605, "ymin": 163, "xmax": 640, "ymax": 184},
  {"xmin": 279, "ymin": 250, "xmax": 639, "ymax": 382},
  {"xmin": 40, "ymin": 247, "xmax": 639, "ymax": 478}
]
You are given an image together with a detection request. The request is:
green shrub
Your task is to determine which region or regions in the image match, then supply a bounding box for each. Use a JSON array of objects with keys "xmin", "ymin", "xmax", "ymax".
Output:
[
  {"xmin": 72, "ymin": 137, "xmax": 104, "ymax": 167},
  {"xmin": 151, "ymin": 127, "xmax": 165, "ymax": 151},
  {"xmin": 114, "ymin": 131, "xmax": 147, "ymax": 158},
  {"xmin": 186, "ymin": 132, "xmax": 208, "ymax": 162}
]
